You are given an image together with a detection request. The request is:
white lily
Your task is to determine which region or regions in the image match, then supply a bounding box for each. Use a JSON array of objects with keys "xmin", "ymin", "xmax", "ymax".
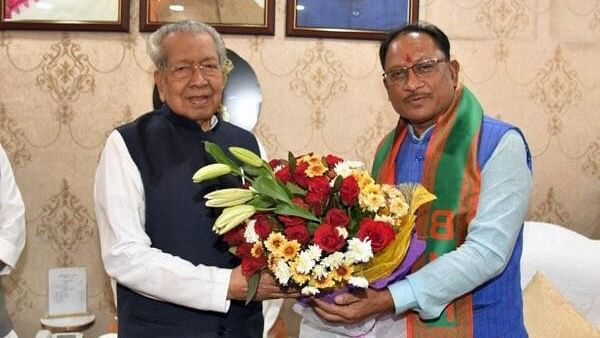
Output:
[
  {"xmin": 229, "ymin": 146, "xmax": 263, "ymax": 167},
  {"xmin": 205, "ymin": 188, "xmax": 255, "ymax": 207},
  {"xmin": 213, "ymin": 205, "xmax": 256, "ymax": 235},
  {"xmin": 192, "ymin": 163, "xmax": 231, "ymax": 183}
]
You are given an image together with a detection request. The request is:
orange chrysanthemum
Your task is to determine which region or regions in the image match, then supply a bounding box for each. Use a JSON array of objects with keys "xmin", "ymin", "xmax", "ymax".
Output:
[
  {"xmin": 251, "ymin": 242, "xmax": 265, "ymax": 258},
  {"xmin": 265, "ymin": 232, "xmax": 286, "ymax": 253},
  {"xmin": 305, "ymin": 163, "xmax": 328, "ymax": 177},
  {"xmin": 309, "ymin": 274, "xmax": 336, "ymax": 289},
  {"xmin": 277, "ymin": 240, "xmax": 301, "ymax": 261},
  {"xmin": 331, "ymin": 263, "xmax": 353, "ymax": 282}
]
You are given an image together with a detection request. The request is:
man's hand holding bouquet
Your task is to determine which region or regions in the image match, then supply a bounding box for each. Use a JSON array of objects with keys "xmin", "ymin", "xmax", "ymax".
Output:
[{"xmin": 193, "ymin": 142, "xmax": 434, "ymax": 335}]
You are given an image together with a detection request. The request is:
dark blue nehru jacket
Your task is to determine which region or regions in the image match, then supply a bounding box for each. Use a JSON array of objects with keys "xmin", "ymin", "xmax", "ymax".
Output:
[{"xmin": 116, "ymin": 105, "xmax": 263, "ymax": 337}]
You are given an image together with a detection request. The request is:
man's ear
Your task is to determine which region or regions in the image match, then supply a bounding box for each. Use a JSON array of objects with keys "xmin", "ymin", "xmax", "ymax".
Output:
[
  {"xmin": 154, "ymin": 70, "xmax": 166, "ymax": 101},
  {"xmin": 449, "ymin": 60, "xmax": 460, "ymax": 86}
]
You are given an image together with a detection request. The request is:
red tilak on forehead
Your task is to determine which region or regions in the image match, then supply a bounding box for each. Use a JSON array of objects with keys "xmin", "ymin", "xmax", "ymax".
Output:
[{"xmin": 404, "ymin": 54, "xmax": 413, "ymax": 63}]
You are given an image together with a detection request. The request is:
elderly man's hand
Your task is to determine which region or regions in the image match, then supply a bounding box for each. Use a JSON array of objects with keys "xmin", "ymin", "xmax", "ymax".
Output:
[
  {"xmin": 310, "ymin": 288, "xmax": 395, "ymax": 324},
  {"xmin": 227, "ymin": 266, "xmax": 300, "ymax": 301}
]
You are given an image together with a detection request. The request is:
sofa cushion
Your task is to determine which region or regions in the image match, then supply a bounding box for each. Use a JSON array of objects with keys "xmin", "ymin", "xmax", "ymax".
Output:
[{"xmin": 523, "ymin": 271, "xmax": 600, "ymax": 338}]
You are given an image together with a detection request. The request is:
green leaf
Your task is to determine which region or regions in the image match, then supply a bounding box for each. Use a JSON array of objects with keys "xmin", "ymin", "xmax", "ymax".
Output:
[
  {"xmin": 253, "ymin": 175, "xmax": 292, "ymax": 204},
  {"xmin": 348, "ymin": 206, "xmax": 363, "ymax": 235},
  {"xmin": 241, "ymin": 164, "xmax": 269, "ymax": 178},
  {"xmin": 204, "ymin": 142, "xmax": 238, "ymax": 168},
  {"xmin": 246, "ymin": 195, "xmax": 275, "ymax": 209},
  {"xmin": 245, "ymin": 272, "xmax": 261, "ymax": 305},
  {"xmin": 330, "ymin": 194, "xmax": 341, "ymax": 209},
  {"xmin": 274, "ymin": 203, "xmax": 320, "ymax": 223},
  {"xmin": 261, "ymin": 161, "xmax": 275, "ymax": 175},
  {"xmin": 279, "ymin": 180, "xmax": 293, "ymax": 198},
  {"xmin": 332, "ymin": 175, "xmax": 343, "ymax": 192},
  {"xmin": 288, "ymin": 151, "xmax": 297, "ymax": 173},
  {"xmin": 286, "ymin": 182, "xmax": 306, "ymax": 196}
]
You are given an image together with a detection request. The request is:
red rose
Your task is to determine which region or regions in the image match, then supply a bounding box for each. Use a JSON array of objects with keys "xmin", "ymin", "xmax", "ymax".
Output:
[
  {"xmin": 241, "ymin": 254, "xmax": 266, "ymax": 277},
  {"xmin": 339, "ymin": 176, "xmax": 360, "ymax": 206},
  {"xmin": 283, "ymin": 223, "xmax": 310, "ymax": 245},
  {"xmin": 222, "ymin": 225, "xmax": 246, "ymax": 246},
  {"xmin": 294, "ymin": 162, "xmax": 309, "ymax": 188},
  {"xmin": 278, "ymin": 214, "xmax": 306, "ymax": 228},
  {"xmin": 236, "ymin": 242, "xmax": 253, "ymax": 257},
  {"xmin": 314, "ymin": 223, "xmax": 345, "ymax": 253},
  {"xmin": 304, "ymin": 190, "xmax": 324, "ymax": 205},
  {"xmin": 306, "ymin": 176, "xmax": 331, "ymax": 215},
  {"xmin": 325, "ymin": 208, "xmax": 350, "ymax": 228},
  {"xmin": 325, "ymin": 154, "xmax": 343, "ymax": 168},
  {"xmin": 307, "ymin": 176, "xmax": 330, "ymax": 198},
  {"xmin": 357, "ymin": 219, "xmax": 396, "ymax": 253},
  {"xmin": 253, "ymin": 214, "xmax": 274, "ymax": 239},
  {"xmin": 274, "ymin": 165, "xmax": 292, "ymax": 183}
]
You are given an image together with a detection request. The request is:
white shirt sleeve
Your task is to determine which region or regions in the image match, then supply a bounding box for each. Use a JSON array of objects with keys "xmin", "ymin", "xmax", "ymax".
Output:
[
  {"xmin": 0, "ymin": 144, "xmax": 26, "ymax": 276},
  {"xmin": 94, "ymin": 130, "xmax": 232, "ymax": 313},
  {"xmin": 389, "ymin": 130, "xmax": 533, "ymax": 318}
]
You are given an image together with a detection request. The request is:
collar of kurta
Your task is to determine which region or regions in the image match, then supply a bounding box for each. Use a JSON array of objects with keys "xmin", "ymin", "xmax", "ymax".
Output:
[{"xmin": 159, "ymin": 104, "xmax": 219, "ymax": 132}]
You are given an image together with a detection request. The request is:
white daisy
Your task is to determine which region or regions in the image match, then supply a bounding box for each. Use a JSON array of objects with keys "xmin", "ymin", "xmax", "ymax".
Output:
[
  {"xmin": 301, "ymin": 286, "xmax": 320, "ymax": 296},
  {"xmin": 333, "ymin": 162, "xmax": 352, "ymax": 178},
  {"xmin": 311, "ymin": 264, "xmax": 327, "ymax": 279},
  {"xmin": 348, "ymin": 276, "xmax": 369, "ymax": 288},
  {"xmin": 321, "ymin": 252, "xmax": 345, "ymax": 269},
  {"xmin": 295, "ymin": 250, "xmax": 316, "ymax": 274},
  {"xmin": 243, "ymin": 219, "xmax": 259, "ymax": 243},
  {"xmin": 274, "ymin": 260, "xmax": 292, "ymax": 286},
  {"xmin": 305, "ymin": 244, "xmax": 323, "ymax": 261},
  {"xmin": 345, "ymin": 237, "xmax": 373, "ymax": 264}
]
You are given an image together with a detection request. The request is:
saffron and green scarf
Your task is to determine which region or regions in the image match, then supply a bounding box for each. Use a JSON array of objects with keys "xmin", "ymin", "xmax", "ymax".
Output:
[{"xmin": 372, "ymin": 84, "xmax": 483, "ymax": 338}]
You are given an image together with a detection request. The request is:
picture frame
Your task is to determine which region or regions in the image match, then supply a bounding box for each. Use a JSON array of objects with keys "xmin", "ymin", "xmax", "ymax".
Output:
[
  {"xmin": 139, "ymin": 0, "xmax": 275, "ymax": 35},
  {"xmin": 0, "ymin": 0, "xmax": 129, "ymax": 31},
  {"xmin": 286, "ymin": 0, "xmax": 419, "ymax": 40}
]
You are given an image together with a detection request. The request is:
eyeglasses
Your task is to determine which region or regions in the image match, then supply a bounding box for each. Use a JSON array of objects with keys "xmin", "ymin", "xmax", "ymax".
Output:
[
  {"xmin": 164, "ymin": 61, "xmax": 220, "ymax": 80},
  {"xmin": 382, "ymin": 58, "xmax": 448, "ymax": 86}
]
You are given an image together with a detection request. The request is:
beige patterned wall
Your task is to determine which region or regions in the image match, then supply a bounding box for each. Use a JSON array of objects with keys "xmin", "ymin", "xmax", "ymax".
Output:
[{"xmin": 0, "ymin": 0, "xmax": 598, "ymax": 336}]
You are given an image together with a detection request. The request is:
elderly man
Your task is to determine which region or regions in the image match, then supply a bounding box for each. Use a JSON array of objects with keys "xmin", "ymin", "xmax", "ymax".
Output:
[
  {"xmin": 306, "ymin": 22, "xmax": 532, "ymax": 338},
  {"xmin": 0, "ymin": 143, "xmax": 26, "ymax": 338},
  {"xmin": 95, "ymin": 20, "xmax": 296, "ymax": 337}
]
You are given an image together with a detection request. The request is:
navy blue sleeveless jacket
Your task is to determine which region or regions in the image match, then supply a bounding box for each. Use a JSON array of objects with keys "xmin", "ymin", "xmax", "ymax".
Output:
[{"xmin": 115, "ymin": 105, "xmax": 263, "ymax": 337}]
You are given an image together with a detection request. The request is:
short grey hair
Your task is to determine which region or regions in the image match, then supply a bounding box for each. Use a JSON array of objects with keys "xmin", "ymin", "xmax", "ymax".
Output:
[{"xmin": 147, "ymin": 20, "xmax": 227, "ymax": 70}]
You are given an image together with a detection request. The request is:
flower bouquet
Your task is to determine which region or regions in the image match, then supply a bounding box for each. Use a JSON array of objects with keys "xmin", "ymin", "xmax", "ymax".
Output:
[{"xmin": 193, "ymin": 141, "xmax": 435, "ymax": 308}]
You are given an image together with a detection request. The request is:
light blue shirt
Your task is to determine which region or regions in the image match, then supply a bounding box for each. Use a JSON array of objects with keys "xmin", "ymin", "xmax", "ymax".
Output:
[{"xmin": 389, "ymin": 127, "xmax": 533, "ymax": 319}]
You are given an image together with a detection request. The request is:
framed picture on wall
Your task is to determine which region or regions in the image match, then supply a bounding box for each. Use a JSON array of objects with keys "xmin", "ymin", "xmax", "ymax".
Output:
[
  {"xmin": 139, "ymin": 0, "xmax": 275, "ymax": 35},
  {"xmin": 286, "ymin": 0, "xmax": 419, "ymax": 40},
  {"xmin": 0, "ymin": 0, "xmax": 129, "ymax": 31}
]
